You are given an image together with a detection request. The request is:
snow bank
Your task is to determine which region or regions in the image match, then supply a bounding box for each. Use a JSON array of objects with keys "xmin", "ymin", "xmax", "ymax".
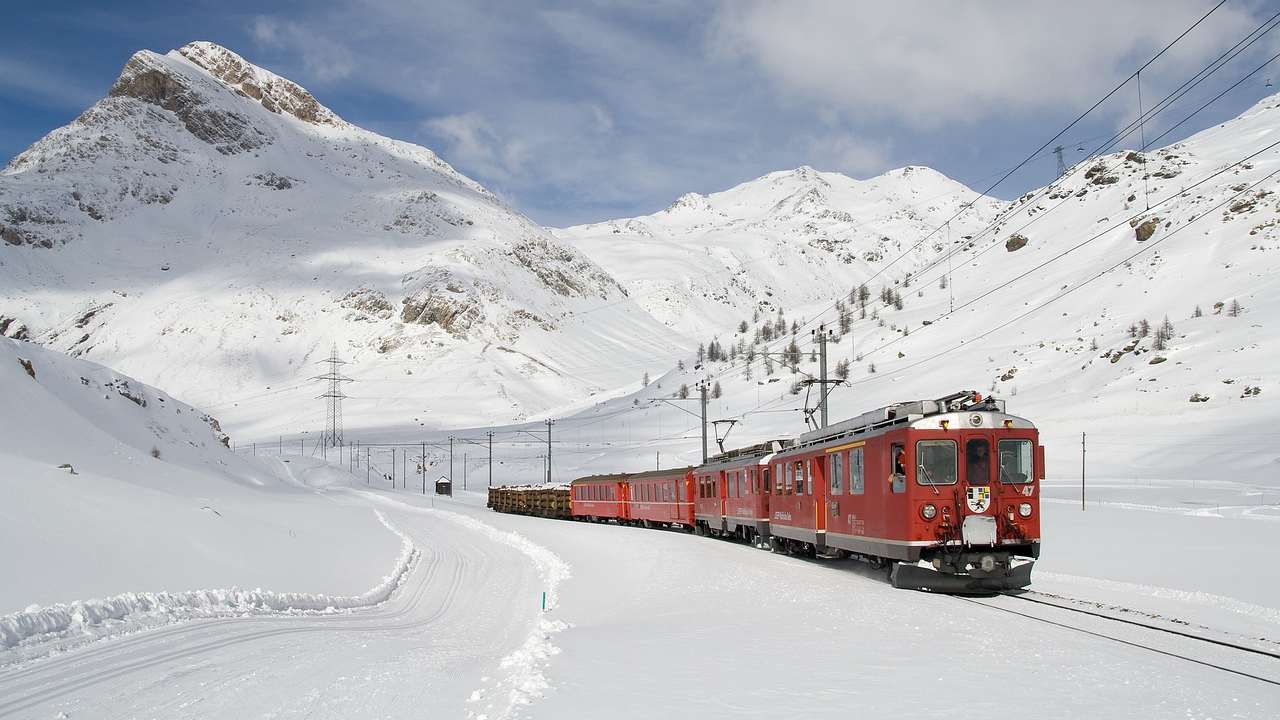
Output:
[{"xmin": 0, "ymin": 510, "xmax": 417, "ymax": 653}]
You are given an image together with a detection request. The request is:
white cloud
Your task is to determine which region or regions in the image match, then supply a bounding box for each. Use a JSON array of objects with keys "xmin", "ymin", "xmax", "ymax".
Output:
[
  {"xmin": 424, "ymin": 112, "xmax": 530, "ymax": 182},
  {"xmin": 248, "ymin": 16, "xmax": 353, "ymax": 83},
  {"xmin": 807, "ymin": 134, "xmax": 893, "ymax": 176},
  {"xmin": 710, "ymin": 1, "xmax": 1264, "ymax": 127}
]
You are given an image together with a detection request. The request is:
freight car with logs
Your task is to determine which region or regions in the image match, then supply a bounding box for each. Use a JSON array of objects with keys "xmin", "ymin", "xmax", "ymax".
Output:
[{"xmin": 487, "ymin": 391, "xmax": 1044, "ymax": 593}]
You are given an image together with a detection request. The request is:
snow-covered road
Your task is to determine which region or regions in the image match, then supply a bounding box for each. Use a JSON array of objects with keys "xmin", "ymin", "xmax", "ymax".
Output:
[
  {"xmin": 3, "ymin": 465, "xmax": 1278, "ymax": 719},
  {"xmin": 0, "ymin": 492, "xmax": 554, "ymax": 719}
]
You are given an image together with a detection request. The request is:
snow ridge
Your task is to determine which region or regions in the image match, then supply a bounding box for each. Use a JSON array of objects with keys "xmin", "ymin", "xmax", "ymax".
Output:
[{"xmin": 0, "ymin": 509, "xmax": 418, "ymax": 657}]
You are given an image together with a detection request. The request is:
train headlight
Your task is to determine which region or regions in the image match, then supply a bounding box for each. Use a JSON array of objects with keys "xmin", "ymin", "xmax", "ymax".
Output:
[
  {"xmin": 1019, "ymin": 502, "xmax": 1033, "ymax": 518},
  {"xmin": 921, "ymin": 503, "xmax": 938, "ymax": 520}
]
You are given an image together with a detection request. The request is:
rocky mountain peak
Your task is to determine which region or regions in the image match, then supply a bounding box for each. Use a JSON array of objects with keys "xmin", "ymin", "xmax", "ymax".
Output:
[{"xmin": 175, "ymin": 42, "xmax": 345, "ymax": 127}]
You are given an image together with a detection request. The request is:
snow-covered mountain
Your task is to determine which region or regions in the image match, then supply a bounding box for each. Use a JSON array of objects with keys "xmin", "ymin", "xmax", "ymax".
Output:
[
  {"xmin": 554, "ymin": 165, "xmax": 1004, "ymax": 341},
  {"xmin": 544, "ymin": 94, "xmax": 1280, "ymax": 483},
  {"xmin": 0, "ymin": 42, "xmax": 679, "ymax": 436}
]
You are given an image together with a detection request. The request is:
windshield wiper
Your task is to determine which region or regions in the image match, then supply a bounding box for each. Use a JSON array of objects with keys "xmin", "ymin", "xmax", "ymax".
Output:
[{"xmin": 917, "ymin": 463, "xmax": 941, "ymax": 496}]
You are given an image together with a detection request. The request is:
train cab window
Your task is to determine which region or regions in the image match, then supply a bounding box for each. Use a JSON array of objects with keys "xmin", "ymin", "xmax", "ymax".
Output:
[
  {"xmin": 775, "ymin": 463, "xmax": 784, "ymax": 494},
  {"xmin": 763, "ymin": 468, "xmax": 771, "ymax": 495},
  {"xmin": 889, "ymin": 443, "xmax": 907, "ymax": 493},
  {"xmin": 794, "ymin": 461, "xmax": 806, "ymax": 495},
  {"xmin": 966, "ymin": 439, "xmax": 991, "ymax": 485},
  {"xmin": 850, "ymin": 447, "xmax": 865, "ymax": 495},
  {"xmin": 916, "ymin": 440, "xmax": 958, "ymax": 486},
  {"xmin": 806, "ymin": 460, "xmax": 814, "ymax": 495},
  {"xmin": 998, "ymin": 439, "xmax": 1034, "ymax": 483},
  {"xmin": 830, "ymin": 452, "xmax": 844, "ymax": 495}
]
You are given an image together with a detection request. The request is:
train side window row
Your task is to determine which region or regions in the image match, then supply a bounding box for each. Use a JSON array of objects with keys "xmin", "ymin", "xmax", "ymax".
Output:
[
  {"xmin": 828, "ymin": 447, "xmax": 865, "ymax": 496},
  {"xmin": 727, "ymin": 469, "xmax": 757, "ymax": 498},
  {"xmin": 575, "ymin": 485, "xmax": 616, "ymax": 501}
]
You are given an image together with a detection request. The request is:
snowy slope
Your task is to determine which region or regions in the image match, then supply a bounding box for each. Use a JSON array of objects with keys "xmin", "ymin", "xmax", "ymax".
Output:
[
  {"xmin": 0, "ymin": 337, "xmax": 403, "ymax": 624},
  {"xmin": 0, "ymin": 42, "xmax": 680, "ymax": 437}
]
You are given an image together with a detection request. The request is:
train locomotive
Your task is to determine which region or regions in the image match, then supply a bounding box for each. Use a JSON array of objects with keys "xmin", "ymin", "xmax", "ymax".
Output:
[{"xmin": 488, "ymin": 390, "xmax": 1044, "ymax": 593}]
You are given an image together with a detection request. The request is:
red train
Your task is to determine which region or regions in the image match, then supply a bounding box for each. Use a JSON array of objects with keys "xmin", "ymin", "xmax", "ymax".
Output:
[{"xmin": 554, "ymin": 391, "xmax": 1042, "ymax": 592}]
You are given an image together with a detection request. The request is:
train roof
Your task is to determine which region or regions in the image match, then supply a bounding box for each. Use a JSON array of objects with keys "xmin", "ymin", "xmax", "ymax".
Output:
[
  {"xmin": 702, "ymin": 439, "xmax": 792, "ymax": 469},
  {"xmin": 785, "ymin": 390, "xmax": 1031, "ymax": 452}
]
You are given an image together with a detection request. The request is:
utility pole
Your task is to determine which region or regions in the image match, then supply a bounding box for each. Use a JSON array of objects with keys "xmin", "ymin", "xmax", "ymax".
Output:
[
  {"xmin": 421, "ymin": 442, "xmax": 426, "ymax": 494},
  {"xmin": 697, "ymin": 379, "xmax": 709, "ymax": 463},
  {"xmin": 392, "ymin": 447, "xmax": 396, "ymax": 488},
  {"xmin": 464, "ymin": 452, "xmax": 468, "ymax": 491},
  {"xmin": 487, "ymin": 431, "xmax": 494, "ymax": 487},
  {"xmin": 545, "ymin": 419, "xmax": 554, "ymax": 484},
  {"xmin": 1054, "ymin": 145, "xmax": 1067, "ymax": 177},
  {"xmin": 313, "ymin": 343, "xmax": 352, "ymax": 450},
  {"xmin": 808, "ymin": 324, "xmax": 838, "ymax": 429},
  {"xmin": 656, "ymin": 451, "xmax": 660, "ymax": 470},
  {"xmin": 449, "ymin": 436, "xmax": 455, "ymax": 484},
  {"xmin": 366, "ymin": 447, "xmax": 370, "ymax": 484}
]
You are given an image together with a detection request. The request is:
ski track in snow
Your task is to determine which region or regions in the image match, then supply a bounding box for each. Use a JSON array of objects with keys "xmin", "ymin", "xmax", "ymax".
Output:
[
  {"xmin": 351, "ymin": 491, "xmax": 572, "ymax": 720},
  {"xmin": 0, "ymin": 509, "xmax": 419, "ymax": 663}
]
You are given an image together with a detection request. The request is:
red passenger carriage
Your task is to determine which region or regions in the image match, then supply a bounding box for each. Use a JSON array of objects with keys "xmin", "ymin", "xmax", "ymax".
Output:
[
  {"xmin": 625, "ymin": 467, "xmax": 695, "ymax": 529},
  {"xmin": 570, "ymin": 473, "xmax": 628, "ymax": 522}
]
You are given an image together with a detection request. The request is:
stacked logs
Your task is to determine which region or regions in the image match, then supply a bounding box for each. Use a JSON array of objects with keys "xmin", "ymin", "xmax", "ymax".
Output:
[{"xmin": 487, "ymin": 485, "xmax": 571, "ymax": 519}]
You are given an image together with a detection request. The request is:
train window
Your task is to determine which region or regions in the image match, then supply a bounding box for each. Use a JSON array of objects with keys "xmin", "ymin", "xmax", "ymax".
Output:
[
  {"xmin": 830, "ymin": 452, "xmax": 843, "ymax": 495},
  {"xmin": 917, "ymin": 440, "xmax": 958, "ymax": 485},
  {"xmin": 737, "ymin": 470, "xmax": 745, "ymax": 497},
  {"xmin": 966, "ymin": 439, "xmax": 991, "ymax": 485},
  {"xmin": 729, "ymin": 472, "xmax": 737, "ymax": 498},
  {"xmin": 999, "ymin": 440, "xmax": 1034, "ymax": 483},
  {"xmin": 794, "ymin": 460, "xmax": 806, "ymax": 495},
  {"xmin": 851, "ymin": 447, "xmax": 865, "ymax": 494},
  {"xmin": 763, "ymin": 468, "xmax": 771, "ymax": 495},
  {"xmin": 775, "ymin": 463, "xmax": 784, "ymax": 494}
]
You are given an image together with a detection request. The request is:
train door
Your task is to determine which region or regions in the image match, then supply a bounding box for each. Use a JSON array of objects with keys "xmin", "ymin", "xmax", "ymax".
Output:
[
  {"xmin": 812, "ymin": 454, "xmax": 827, "ymax": 550},
  {"xmin": 961, "ymin": 434, "xmax": 996, "ymax": 545}
]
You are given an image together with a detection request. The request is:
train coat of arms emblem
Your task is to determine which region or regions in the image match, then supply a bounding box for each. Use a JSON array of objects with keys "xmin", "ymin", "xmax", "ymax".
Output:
[{"xmin": 966, "ymin": 486, "xmax": 992, "ymax": 513}]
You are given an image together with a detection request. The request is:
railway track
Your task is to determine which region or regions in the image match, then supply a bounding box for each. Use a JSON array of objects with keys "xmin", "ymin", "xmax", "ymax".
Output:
[{"xmin": 958, "ymin": 590, "xmax": 1280, "ymax": 687}]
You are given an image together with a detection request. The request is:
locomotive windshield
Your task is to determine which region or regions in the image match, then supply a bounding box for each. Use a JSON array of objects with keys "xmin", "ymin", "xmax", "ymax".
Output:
[
  {"xmin": 966, "ymin": 438, "xmax": 991, "ymax": 485},
  {"xmin": 916, "ymin": 440, "xmax": 957, "ymax": 485},
  {"xmin": 998, "ymin": 439, "xmax": 1034, "ymax": 483}
]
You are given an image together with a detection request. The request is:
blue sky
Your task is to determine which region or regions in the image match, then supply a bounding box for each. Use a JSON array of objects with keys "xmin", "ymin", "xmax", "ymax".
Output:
[{"xmin": 4, "ymin": 1, "xmax": 1278, "ymax": 226}]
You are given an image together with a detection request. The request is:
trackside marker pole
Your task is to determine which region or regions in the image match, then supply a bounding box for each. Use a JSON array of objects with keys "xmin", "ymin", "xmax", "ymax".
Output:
[
  {"xmin": 1081, "ymin": 432, "xmax": 1086, "ymax": 511},
  {"xmin": 541, "ymin": 591, "xmax": 547, "ymax": 611}
]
